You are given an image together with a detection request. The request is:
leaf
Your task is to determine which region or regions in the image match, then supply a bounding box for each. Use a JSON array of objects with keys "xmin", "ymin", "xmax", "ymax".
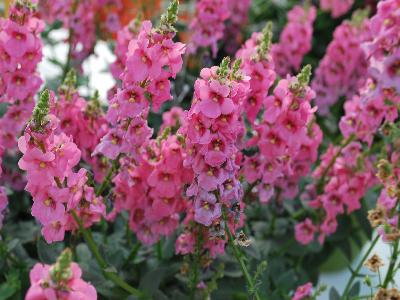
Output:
[
  {"xmin": 348, "ymin": 282, "xmax": 360, "ymax": 298},
  {"xmin": 76, "ymin": 243, "xmax": 91, "ymax": 262},
  {"xmin": 329, "ymin": 287, "xmax": 340, "ymax": 300},
  {"xmin": 0, "ymin": 270, "xmax": 20, "ymax": 300},
  {"xmin": 139, "ymin": 264, "xmax": 180, "ymax": 294},
  {"xmin": 0, "ymin": 283, "xmax": 18, "ymax": 300},
  {"xmin": 36, "ymin": 238, "xmax": 63, "ymax": 264}
]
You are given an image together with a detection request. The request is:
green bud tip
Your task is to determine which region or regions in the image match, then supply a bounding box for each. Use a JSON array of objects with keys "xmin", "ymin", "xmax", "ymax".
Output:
[
  {"xmin": 62, "ymin": 69, "xmax": 77, "ymax": 89},
  {"xmin": 297, "ymin": 64, "xmax": 312, "ymax": 86},
  {"xmin": 32, "ymin": 89, "xmax": 50, "ymax": 128},
  {"xmin": 159, "ymin": 0, "xmax": 179, "ymax": 32},
  {"xmin": 217, "ymin": 57, "xmax": 231, "ymax": 79},
  {"xmin": 50, "ymin": 248, "xmax": 73, "ymax": 284},
  {"xmin": 351, "ymin": 8, "xmax": 370, "ymax": 27},
  {"xmin": 15, "ymin": 0, "xmax": 36, "ymax": 10},
  {"xmin": 258, "ymin": 22, "xmax": 273, "ymax": 58}
]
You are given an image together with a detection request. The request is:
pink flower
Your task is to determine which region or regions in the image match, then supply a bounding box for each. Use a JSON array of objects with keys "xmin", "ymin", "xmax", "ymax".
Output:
[
  {"xmin": 176, "ymin": 232, "xmax": 196, "ymax": 255},
  {"xmin": 194, "ymin": 191, "xmax": 222, "ymax": 226},
  {"xmin": 197, "ymin": 79, "xmax": 234, "ymax": 119},
  {"xmin": 320, "ymin": 0, "xmax": 354, "ymax": 18},
  {"xmin": 292, "ymin": 282, "xmax": 312, "ymax": 300},
  {"xmin": 147, "ymin": 169, "xmax": 178, "ymax": 198},
  {"xmin": 26, "ymin": 261, "xmax": 97, "ymax": 300},
  {"xmin": 1, "ymin": 21, "xmax": 34, "ymax": 57},
  {"xmin": 295, "ymin": 218, "xmax": 316, "ymax": 245},
  {"xmin": 126, "ymin": 30, "xmax": 162, "ymax": 82}
]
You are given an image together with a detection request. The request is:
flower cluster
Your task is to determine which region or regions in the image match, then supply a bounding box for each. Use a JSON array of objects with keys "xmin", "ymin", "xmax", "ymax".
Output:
[
  {"xmin": 38, "ymin": 0, "xmax": 97, "ymax": 65},
  {"xmin": 111, "ymin": 133, "xmax": 192, "ymax": 245},
  {"xmin": 242, "ymin": 66, "xmax": 322, "ymax": 203},
  {"xmin": 223, "ymin": 0, "xmax": 251, "ymax": 54},
  {"xmin": 26, "ymin": 249, "xmax": 97, "ymax": 300},
  {"xmin": 0, "ymin": 0, "xmax": 43, "ymax": 104},
  {"xmin": 271, "ymin": 5, "xmax": 316, "ymax": 77},
  {"xmin": 176, "ymin": 58, "xmax": 250, "ymax": 256},
  {"xmin": 189, "ymin": 0, "xmax": 229, "ymax": 57},
  {"xmin": 0, "ymin": 0, "xmax": 43, "ymax": 198},
  {"xmin": 363, "ymin": 0, "xmax": 400, "ymax": 96},
  {"xmin": 296, "ymin": 142, "xmax": 374, "ymax": 245},
  {"xmin": 95, "ymin": 1, "xmax": 185, "ymax": 160},
  {"xmin": 320, "ymin": 0, "xmax": 354, "ymax": 18},
  {"xmin": 312, "ymin": 11, "xmax": 371, "ymax": 115},
  {"xmin": 18, "ymin": 91, "xmax": 105, "ymax": 243},
  {"xmin": 52, "ymin": 72, "xmax": 109, "ymax": 182},
  {"xmin": 236, "ymin": 23, "xmax": 276, "ymax": 123},
  {"xmin": 339, "ymin": 1, "xmax": 400, "ymax": 145}
]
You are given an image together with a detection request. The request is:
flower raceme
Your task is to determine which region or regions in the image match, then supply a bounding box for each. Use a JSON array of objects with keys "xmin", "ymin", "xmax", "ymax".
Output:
[
  {"xmin": 272, "ymin": 4, "xmax": 316, "ymax": 77},
  {"xmin": 18, "ymin": 90, "xmax": 106, "ymax": 243},
  {"xmin": 235, "ymin": 22, "xmax": 276, "ymax": 123},
  {"xmin": 0, "ymin": 0, "xmax": 43, "ymax": 104},
  {"xmin": 94, "ymin": 2, "xmax": 185, "ymax": 160},
  {"xmin": 110, "ymin": 133, "xmax": 192, "ymax": 245},
  {"xmin": 312, "ymin": 10, "xmax": 371, "ymax": 115},
  {"xmin": 189, "ymin": 0, "xmax": 229, "ymax": 57},
  {"xmin": 176, "ymin": 58, "xmax": 250, "ymax": 257},
  {"xmin": 52, "ymin": 71, "xmax": 109, "ymax": 182},
  {"xmin": 242, "ymin": 65, "xmax": 322, "ymax": 204},
  {"xmin": 296, "ymin": 142, "xmax": 374, "ymax": 245}
]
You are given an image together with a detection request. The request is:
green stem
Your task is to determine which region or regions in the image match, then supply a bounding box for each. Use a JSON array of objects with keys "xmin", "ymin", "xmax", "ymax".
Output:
[
  {"xmin": 341, "ymin": 235, "xmax": 379, "ymax": 299},
  {"xmin": 222, "ymin": 210, "xmax": 261, "ymax": 300},
  {"xmin": 382, "ymin": 240, "xmax": 399, "ymax": 288},
  {"xmin": 190, "ymin": 224, "xmax": 202, "ymax": 300},
  {"xmin": 123, "ymin": 243, "xmax": 141, "ymax": 267},
  {"xmin": 317, "ymin": 134, "xmax": 355, "ymax": 193},
  {"xmin": 95, "ymin": 159, "xmax": 118, "ymax": 197},
  {"xmin": 71, "ymin": 211, "xmax": 143, "ymax": 297}
]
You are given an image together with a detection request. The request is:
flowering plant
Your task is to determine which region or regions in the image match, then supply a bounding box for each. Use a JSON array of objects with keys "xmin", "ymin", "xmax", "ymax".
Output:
[{"xmin": 0, "ymin": 0, "xmax": 399, "ymax": 299}]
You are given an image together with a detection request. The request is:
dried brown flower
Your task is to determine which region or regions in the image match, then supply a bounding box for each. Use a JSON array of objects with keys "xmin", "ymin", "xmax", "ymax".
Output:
[
  {"xmin": 234, "ymin": 231, "xmax": 251, "ymax": 247},
  {"xmin": 368, "ymin": 206, "xmax": 386, "ymax": 228},
  {"xmin": 374, "ymin": 288, "xmax": 400, "ymax": 300},
  {"xmin": 385, "ymin": 227, "xmax": 400, "ymax": 243},
  {"xmin": 364, "ymin": 254, "xmax": 384, "ymax": 272}
]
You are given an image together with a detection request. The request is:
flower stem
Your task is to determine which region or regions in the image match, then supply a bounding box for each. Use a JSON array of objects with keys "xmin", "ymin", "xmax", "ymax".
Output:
[
  {"xmin": 382, "ymin": 240, "xmax": 399, "ymax": 288},
  {"xmin": 95, "ymin": 159, "xmax": 118, "ymax": 197},
  {"xmin": 71, "ymin": 211, "xmax": 143, "ymax": 297},
  {"xmin": 341, "ymin": 235, "xmax": 379, "ymax": 299},
  {"xmin": 317, "ymin": 134, "xmax": 355, "ymax": 193},
  {"xmin": 222, "ymin": 210, "xmax": 261, "ymax": 300}
]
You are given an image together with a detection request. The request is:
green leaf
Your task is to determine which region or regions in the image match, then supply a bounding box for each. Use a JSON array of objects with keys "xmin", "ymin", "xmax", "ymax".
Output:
[
  {"xmin": 348, "ymin": 281, "xmax": 360, "ymax": 298},
  {"xmin": 329, "ymin": 287, "xmax": 340, "ymax": 300},
  {"xmin": 36, "ymin": 238, "xmax": 63, "ymax": 264},
  {"xmin": 0, "ymin": 283, "xmax": 18, "ymax": 300}
]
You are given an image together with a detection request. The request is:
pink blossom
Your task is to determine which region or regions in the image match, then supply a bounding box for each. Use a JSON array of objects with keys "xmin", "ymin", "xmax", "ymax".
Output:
[
  {"xmin": 292, "ymin": 282, "xmax": 313, "ymax": 300},
  {"xmin": 320, "ymin": 0, "xmax": 354, "ymax": 18},
  {"xmin": 26, "ymin": 261, "xmax": 97, "ymax": 300},
  {"xmin": 295, "ymin": 218, "xmax": 316, "ymax": 245}
]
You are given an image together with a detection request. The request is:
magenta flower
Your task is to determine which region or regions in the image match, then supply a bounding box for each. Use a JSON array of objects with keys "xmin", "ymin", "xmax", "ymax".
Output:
[
  {"xmin": 292, "ymin": 282, "xmax": 313, "ymax": 300},
  {"xmin": 194, "ymin": 191, "xmax": 222, "ymax": 226},
  {"xmin": 295, "ymin": 218, "xmax": 316, "ymax": 245}
]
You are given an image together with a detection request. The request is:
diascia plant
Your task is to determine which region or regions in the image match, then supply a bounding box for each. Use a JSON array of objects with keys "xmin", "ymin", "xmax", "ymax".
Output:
[{"xmin": 0, "ymin": 0, "xmax": 400, "ymax": 300}]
